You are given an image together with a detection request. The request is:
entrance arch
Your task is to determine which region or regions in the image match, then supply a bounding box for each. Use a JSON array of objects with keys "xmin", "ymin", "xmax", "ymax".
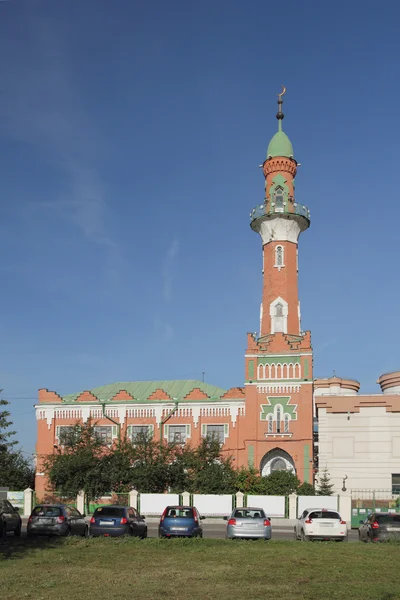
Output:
[{"xmin": 260, "ymin": 448, "xmax": 296, "ymax": 477}]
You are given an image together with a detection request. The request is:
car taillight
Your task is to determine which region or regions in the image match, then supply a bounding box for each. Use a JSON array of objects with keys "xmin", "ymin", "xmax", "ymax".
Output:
[
  {"xmin": 371, "ymin": 521, "xmax": 380, "ymax": 529},
  {"xmin": 90, "ymin": 517, "xmax": 95, "ymax": 524},
  {"xmin": 120, "ymin": 517, "xmax": 128, "ymax": 525},
  {"xmin": 228, "ymin": 518, "xmax": 236, "ymax": 526},
  {"xmin": 340, "ymin": 520, "xmax": 346, "ymax": 525},
  {"xmin": 55, "ymin": 516, "xmax": 65, "ymax": 524},
  {"xmin": 264, "ymin": 519, "xmax": 271, "ymax": 527},
  {"xmin": 160, "ymin": 509, "xmax": 167, "ymax": 523},
  {"xmin": 28, "ymin": 516, "xmax": 33, "ymax": 523},
  {"xmin": 305, "ymin": 518, "xmax": 312, "ymax": 524}
]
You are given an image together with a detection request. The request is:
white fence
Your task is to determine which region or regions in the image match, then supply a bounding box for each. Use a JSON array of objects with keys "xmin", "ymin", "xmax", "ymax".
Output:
[
  {"xmin": 139, "ymin": 493, "xmax": 179, "ymax": 515},
  {"xmin": 247, "ymin": 495, "xmax": 286, "ymax": 518},
  {"xmin": 297, "ymin": 495, "xmax": 338, "ymax": 518},
  {"xmin": 193, "ymin": 494, "xmax": 233, "ymax": 516}
]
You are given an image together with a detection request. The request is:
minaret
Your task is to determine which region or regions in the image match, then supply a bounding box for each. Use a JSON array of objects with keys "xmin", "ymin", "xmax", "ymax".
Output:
[
  {"xmin": 250, "ymin": 87, "xmax": 310, "ymax": 337},
  {"xmin": 241, "ymin": 88, "xmax": 314, "ymax": 484}
]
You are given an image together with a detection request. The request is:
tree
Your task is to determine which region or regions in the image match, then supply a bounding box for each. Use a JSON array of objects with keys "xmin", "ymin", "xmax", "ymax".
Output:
[
  {"xmin": 262, "ymin": 470, "xmax": 301, "ymax": 495},
  {"xmin": 0, "ymin": 396, "xmax": 35, "ymax": 489},
  {"xmin": 316, "ymin": 468, "xmax": 335, "ymax": 496},
  {"xmin": 297, "ymin": 481, "xmax": 315, "ymax": 496}
]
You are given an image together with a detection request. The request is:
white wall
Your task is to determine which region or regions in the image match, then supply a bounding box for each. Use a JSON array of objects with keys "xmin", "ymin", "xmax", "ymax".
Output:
[
  {"xmin": 140, "ymin": 493, "xmax": 179, "ymax": 515},
  {"xmin": 247, "ymin": 495, "xmax": 285, "ymax": 517},
  {"xmin": 193, "ymin": 494, "xmax": 233, "ymax": 516},
  {"xmin": 318, "ymin": 406, "xmax": 400, "ymax": 492},
  {"xmin": 297, "ymin": 495, "xmax": 338, "ymax": 518}
]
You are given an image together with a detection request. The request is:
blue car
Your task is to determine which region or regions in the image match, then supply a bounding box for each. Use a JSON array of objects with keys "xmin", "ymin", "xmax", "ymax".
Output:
[
  {"xmin": 90, "ymin": 505, "xmax": 147, "ymax": 538},
  {"xmin": 159, "ymin": 505, "xmax": 204, "ymax": 538}
]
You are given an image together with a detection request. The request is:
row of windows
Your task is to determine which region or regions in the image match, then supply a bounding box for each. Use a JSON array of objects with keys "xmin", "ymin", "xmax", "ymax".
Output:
[
  {"xmin": 56, "ymin": 424, "xmax": 227, "ymax": 446},
  {"xmin": 267, "ymin": 413, "xmax": 291, "ymax": 434},
  {"xmin": 258, "ymin": 363, "xmax": 301, "ymax": 380}
]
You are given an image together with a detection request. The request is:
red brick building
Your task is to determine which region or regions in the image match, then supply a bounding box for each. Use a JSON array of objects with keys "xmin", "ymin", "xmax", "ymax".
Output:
[{"xmin": 35, "ymin": 90, "xmax": 314, "ymax": 499}]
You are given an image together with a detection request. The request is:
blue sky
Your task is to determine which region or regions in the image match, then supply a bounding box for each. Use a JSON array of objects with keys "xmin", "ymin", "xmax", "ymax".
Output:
[{"xmin": 1, "ymin": 0, "xmax": 399, "ymax": 456}]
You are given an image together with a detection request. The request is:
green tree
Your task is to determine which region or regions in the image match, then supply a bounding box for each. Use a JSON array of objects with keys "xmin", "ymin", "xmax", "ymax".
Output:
[
  {"xmin": 297, "ymin": 481, "xmax": 316, "ymax": 496},
  {"xmin": 262, "ymin": 470, "xmax": 301, "ymax": 495},
  {"xmin": 0, "ymin": 396, "xmax": 34, "ymax": 489},
  {"xmin": 316, "ymin": 468, "xmax": 335, "ymax": 496}
]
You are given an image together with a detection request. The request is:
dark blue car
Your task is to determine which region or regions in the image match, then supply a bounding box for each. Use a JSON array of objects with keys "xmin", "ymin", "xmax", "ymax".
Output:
[
  {"xmin": 159, "ymin": 505, "xmax": 204, "ymax": 538},
  {"xmin": 90, "ymin": 505, "xmax": 147, "ymax": 538}
]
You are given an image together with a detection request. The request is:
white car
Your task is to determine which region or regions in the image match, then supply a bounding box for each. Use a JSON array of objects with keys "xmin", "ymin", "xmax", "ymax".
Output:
[{"xmin": 295, "ymin": 508, "xmax": 348, "ymax": 542}]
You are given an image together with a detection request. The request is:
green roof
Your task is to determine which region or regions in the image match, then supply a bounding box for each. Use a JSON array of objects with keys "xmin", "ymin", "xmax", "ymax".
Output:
[
  {"xmin": 267, "ymin": 130, "xmax": 294, "ymax": 158},
  {"xmin": 62, "ymin": 380, "xmax": 227, "ymax": 403}
]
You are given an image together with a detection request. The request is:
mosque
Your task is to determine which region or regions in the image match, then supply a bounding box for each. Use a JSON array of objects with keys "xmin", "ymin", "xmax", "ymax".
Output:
[{"xmin": 35, "ymin": 90, "xmax": 400, "ymax": 499}]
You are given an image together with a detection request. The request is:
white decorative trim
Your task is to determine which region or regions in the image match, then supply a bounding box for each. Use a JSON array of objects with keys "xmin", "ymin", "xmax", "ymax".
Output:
[
  {"xmin": 264, "ymin": 433, "xmax": 293, "ymax": 438},
  {"xmin": 257, "ymin": 384, "xmax": 301, "ymax": 393},
  {"xmin": 257, "ymin": 362, "xmax": 302, "ymax": 380},
  {"xmin": 258, "ymin": 217, "xmax": 303, "ymax": 244},
  {"xmin": 245, "ymin": 353, "xmax": 313, "ymax": 358}
]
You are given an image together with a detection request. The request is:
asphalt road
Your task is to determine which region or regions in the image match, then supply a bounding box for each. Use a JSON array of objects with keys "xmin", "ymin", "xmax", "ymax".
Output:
[{"xmin": 17, "ymin": 521, "xmax": 359, "ymax": 542}]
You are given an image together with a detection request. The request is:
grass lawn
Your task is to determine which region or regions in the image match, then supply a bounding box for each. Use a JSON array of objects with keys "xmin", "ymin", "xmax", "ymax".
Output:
[{"xmin": 1, "ymin": 537, "xmax": 400, "ymax": 600}]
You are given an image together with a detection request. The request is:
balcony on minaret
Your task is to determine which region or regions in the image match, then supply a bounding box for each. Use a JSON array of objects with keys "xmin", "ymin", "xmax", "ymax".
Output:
[{"xmin": 250, "ymin": 201, "xmax": 310, "ymax": 228}]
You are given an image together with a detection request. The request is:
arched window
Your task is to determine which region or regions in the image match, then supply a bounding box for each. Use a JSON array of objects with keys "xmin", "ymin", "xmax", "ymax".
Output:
[
  {"xmin": 275, "ymin": 245, "xmax": 284, "ymax": 267},
  {"xmin": 276, "ymin": 406, "xmax": 282, "ymax": 433},
  {"xmin": 275, "ymin": 303, "xmax": 284, "ymax": 332},
  {"xmin": 284, "ymin": 414, "xmax": 290, "ymax": 433},
  {"xmin": 270, "ymin": 297, "xmax": 288, "ymax": 335},
  {"xmin": 274, "ymin": 188, "xmax": 284, "ymax": 212},
  {"xmin": 271, "ymin": 457, "xmax": 287, "ymax": 471}
]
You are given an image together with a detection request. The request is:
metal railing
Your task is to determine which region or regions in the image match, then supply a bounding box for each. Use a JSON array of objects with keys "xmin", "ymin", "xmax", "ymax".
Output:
[{"xmin": 250, "ymin": 201, "xmax": 310, "ymax": 224}]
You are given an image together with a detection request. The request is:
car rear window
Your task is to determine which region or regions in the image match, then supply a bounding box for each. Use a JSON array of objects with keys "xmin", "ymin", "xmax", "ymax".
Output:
[
  {"xmin": 165, "ymin": 507, "xmax": 194, "ymax": 518},
  {"xmin": 32, "ymin": 506, "xmax": 62, "ymax": 517},
  {"xmin": 234, "ymin": 509, "xmax": 266, "ymax": 519},
  {"xmin": 309, "ymin": 511, "xmax": 340, "ymax": 520},
  {"xmin": 376, "ymin": 514, "xmax": 400, "ymax": 523},
  {"xmin": 94, "ymin": 507, "xmax": 126, "ymax": 517}
]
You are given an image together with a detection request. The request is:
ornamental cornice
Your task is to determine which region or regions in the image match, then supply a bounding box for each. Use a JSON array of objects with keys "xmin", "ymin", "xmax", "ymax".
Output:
[{"xmin": 263, "ymin": 157, "xmax": 297, "ymax": 178}]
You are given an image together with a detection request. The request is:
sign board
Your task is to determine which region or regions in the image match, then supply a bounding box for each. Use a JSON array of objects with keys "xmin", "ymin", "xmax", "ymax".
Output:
[{"xmin": 7, "ymin": 491, "xmax": 24, "ymax": 510}]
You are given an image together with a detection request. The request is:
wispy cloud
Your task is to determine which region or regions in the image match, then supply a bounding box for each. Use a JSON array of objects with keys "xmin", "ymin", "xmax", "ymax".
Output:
[
  {"xmin": 162, "ymin": 239, "xmax": 180, "ymax": 302},
  {"xmin": 0, "ymin": 10, "xmax": 119, "ymax": 269},
  {"xmin": 153, "ymin": 318, "xmax": 175, "ymax": 343}
]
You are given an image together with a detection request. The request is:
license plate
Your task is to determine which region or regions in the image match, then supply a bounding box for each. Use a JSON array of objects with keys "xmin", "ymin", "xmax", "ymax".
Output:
[
  {"xmin": 387, "ymin": 527, "xmax": 400, "ymax": 532},
  {"xmin": 37, "ymin": 518, "xmax": 53, "ymax": 524},
  {"xmin": 171, "ymin": 527, "xmax": 186, "ymax": 531},
  {"xmin": 246, "ymin": 523, "xmax": 259, "ymax": 528},
  {"xmin": 319, "ymin": 523, "xmax": 333, "ymax": 527},
  {"xmin": 99, "ymin": 520, "xmax": 114, "ymax": 526}
]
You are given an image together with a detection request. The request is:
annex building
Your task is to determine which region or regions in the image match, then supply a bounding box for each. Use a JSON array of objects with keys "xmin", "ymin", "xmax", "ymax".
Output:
[{"xmin": 35, "ymin": 91, "xmax": 400, "ymax": 499}]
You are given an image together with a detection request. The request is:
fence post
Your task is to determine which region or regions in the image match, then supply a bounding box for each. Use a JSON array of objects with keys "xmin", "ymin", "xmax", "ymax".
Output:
[
  {"xmin": 129, "ymin": 489, "xmax": 139, "ymax": 510},
  {"xmin": 76, "ymin": 490, "xmax": 85, "ymax": 514},
  {"xmin": 288, "ymin": 494, "xmax": 297, "ymax": 520},
  {"xmin": 236, "ymin": 491, "xmax": 244, "ymax": 508},
  {"xmin": 24, "ymin": 488, "xmax": 34, "ymax": 516},
  {"xmin": 181, "ymin": 491, "xmax": 190, "ymax": 506},
  {"xmin": 339, "ymin": 492, "xmax": 352, "ymax": 530}
]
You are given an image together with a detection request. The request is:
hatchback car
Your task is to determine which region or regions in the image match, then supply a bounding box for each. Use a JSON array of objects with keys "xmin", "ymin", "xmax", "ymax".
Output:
[
  {"xmin": 27, "ymin": 504, "xmax": 88, "ymax": 537},
  {"xmin": 224, "ymin": 507, "xmax": 271, "ymax": 540},
  {"xmin": 159, "ymin": 506, "xmax": 204, "ymax": 538},
  {"xmin": 295, "ymin": 508, "xmax": 347, "ymax": 541},
  {"xmin": 0, "ymin": 498, "xmax": 22, "ymax": 538},
  {"xmin": 359, "ymin": 512, "xmax": 400, "ymax": 542},
  {"xmin": 90, "ymin": 505, "xmax": 147, "ymax": 538}
]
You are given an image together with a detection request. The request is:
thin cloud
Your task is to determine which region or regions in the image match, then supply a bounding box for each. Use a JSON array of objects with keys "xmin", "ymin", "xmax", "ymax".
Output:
[{"xmin": 162, "ymin": 239, "xmax": 180, "ymax": 302}]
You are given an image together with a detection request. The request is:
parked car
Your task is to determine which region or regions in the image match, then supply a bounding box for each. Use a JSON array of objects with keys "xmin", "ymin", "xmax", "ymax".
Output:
[
  {"xmin": 295, "ymin": 508, "xmax": 347, "ymax": 542},
  {"xmin": 224, "ymin": 507, "xmax": 271, "ymax": 540},
  {"xmin": 90, "ymin": 505, "xmax": 147, "ymax": 538},
  {"xmin": 359, "ymin": 512, "xmax": 400, "ymax": 542},
  {"xmin": 0, "ymin": 498, "xmax": 22, "ymax": 538},
  {"xmin": 159, "ymin": 506, "xmax": 204, "ymax": 538},
  {"xmin": 27, "ymin": 504, "xmax": 88, "ymax": 537}
]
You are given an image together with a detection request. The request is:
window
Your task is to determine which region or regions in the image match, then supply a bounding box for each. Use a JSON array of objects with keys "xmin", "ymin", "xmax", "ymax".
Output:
[
  {"xmin": 234, "ymin": 509, "xmax": 266, "ymax": 519},
  {"xmin": 276, "ymin": 406, "xmax": 282, "ymax": 433},
  {"xmin": 274, "ymin": 188, "xmax": 284, "ymax": 212},
  {"xmin": 392, "ymin": 474, "xmax": 400, "ymax": 495},
  {"xmin": 94, "ymin": 426, "xmax": 112, "ymax": 445},
  {"xmin": 205, "ymin": 425, "xmax": 225, "ymax": 444},
  {"xmin": 168, "ymin": 425, "xmax": 187, "ymax": 444},
  {"xmin": 270, "ymin": 298, "xmax": 288, "ymax": 334},
  {"xmin": 275, "ymin": 245, "xmax": 284, "ymax": 267},
  {"xmin": 130, "ymin": 425, "xmax": 152, "ymax": 442},
  {"xmin": 271, "ymin": 458, "xmax": 287, "ymax": 471},
  {"xmin": 268, "ymin": 415, "xmax": 273, "ymax": 433},
  {"xmin": 284, "ymin": 414, "xmax": 290, "ymax": 433},
  {"xmin": 57, "ymin": 426, "xmax": 76, "ymax": 446}
]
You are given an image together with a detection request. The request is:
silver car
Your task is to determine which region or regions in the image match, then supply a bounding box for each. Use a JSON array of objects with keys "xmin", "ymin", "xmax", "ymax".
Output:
[{"xmin": 224, "ymin": 507, "xmax": 271, "ymax": 540}]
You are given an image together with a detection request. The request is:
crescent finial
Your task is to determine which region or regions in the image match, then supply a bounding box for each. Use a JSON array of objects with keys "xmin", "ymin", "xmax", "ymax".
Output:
[{"xmin": 277, "ymin": 85, "xmax": 286, "ymax": 99}]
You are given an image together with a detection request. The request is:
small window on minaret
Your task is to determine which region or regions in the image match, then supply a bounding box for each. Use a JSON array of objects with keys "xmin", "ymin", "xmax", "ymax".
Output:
[
  {"xmin": 274, "ymin": 303, "xmax": 284, "ymax": 332},
  {"xmin": 275, "ymin": 245, "xmax": 284, "ymax": 267},
  {"xmin": 274, "ymin": 188, "xmax": 284, "ymax": 212}
]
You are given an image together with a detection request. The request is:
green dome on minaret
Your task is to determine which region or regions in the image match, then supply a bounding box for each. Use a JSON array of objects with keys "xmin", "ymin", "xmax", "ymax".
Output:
[
  {"xmin": 266, "ymin": 85, "xmax": 294, "ymax": 158},
  {"xmin": 267, "ymin": 130, "xmax": 294, "ymax": 158}
]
